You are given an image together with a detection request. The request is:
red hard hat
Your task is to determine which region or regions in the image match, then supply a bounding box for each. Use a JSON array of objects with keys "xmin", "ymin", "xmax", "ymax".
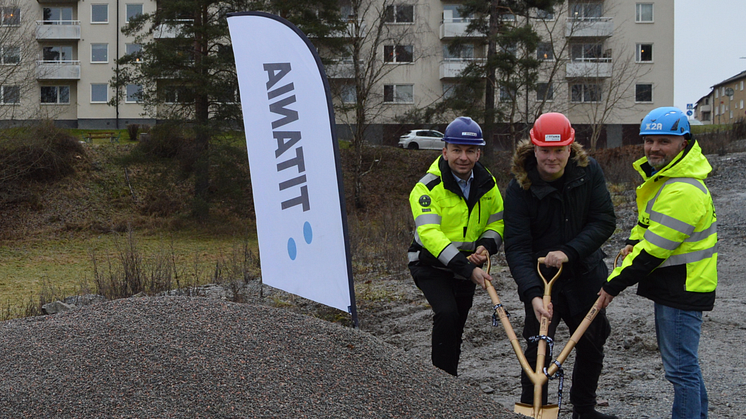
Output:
[{"xmin": 530, "ymin": 113, "xmax": 575, "ymax": 146}]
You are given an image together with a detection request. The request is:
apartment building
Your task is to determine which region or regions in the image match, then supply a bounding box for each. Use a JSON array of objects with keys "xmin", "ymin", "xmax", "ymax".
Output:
[
  {"xmin": 695, "ymin": 70, "xmax": 746, "ymax": 125},
  {"xmin": 8, "ymin": 0, "xmax": 673, "ymax": 146}
]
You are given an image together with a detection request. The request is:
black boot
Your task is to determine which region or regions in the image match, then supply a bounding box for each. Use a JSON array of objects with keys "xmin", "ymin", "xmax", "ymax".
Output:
[{"xmin": 572, "ymin": 409, "xmax": 618, "ymax": 419}]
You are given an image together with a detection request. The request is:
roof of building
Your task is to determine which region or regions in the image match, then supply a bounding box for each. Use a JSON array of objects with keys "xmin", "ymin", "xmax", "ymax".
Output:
[{"xmin": 712, "ymin": 69, "xmax": 746, "ymax": 88}]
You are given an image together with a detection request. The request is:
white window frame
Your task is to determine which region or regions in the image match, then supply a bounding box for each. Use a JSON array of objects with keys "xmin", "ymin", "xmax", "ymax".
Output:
[
  {"xmin": 536, "ymin": 82, "xmax": 553, "ymax": 102},
  {"xmin": 41, "ymin": 85, "xmax": 70, "ymax": 104},
  {"xmin": 0, "ymin": 45, "xmax": 20, "ymax": 65},
  {"xmin": 383, "ymin": 84, "xmax": 413, "ymax": 103},
  {"xmin": 341, "ymin": 84, "xmax": 356, "ymax": 103},
  {"xmin": 635, "ymin": 83, "xmax": 653, "ymax": 103},
  {"xmin": 384, "ymin": 45, "xmax": 414, "ymax": 64},
  {"xmin": 91, "ymin": 83, "xmax": 108, "ymax": 103},
  {"xmin": 636, "ymin": 43, "xmax": 653, "ymax": 63},
  {"xmin": 537, "ymin": 42, "xmax": 554, "ymax": 61},
  {"xmin": 635, "ymin": 3, "xmax": 653, "ymax": 23},
  {"xmin": 125, "ymin": 4, "xmax": 143, "ymax": 23},
  {"xmin": 384, "ymin": 4, "xmax": 414, "ymax": 24},
  {"xmin": 91, "ymin": 4, "xmax": 108, "ymax": 24},
  {"xmin": 91, "ymin": 43, "xmax": 108, "ymax": 63},
  {"xmin": 125, "ymin": 43, "xmax": 142, "ymax": 63},
  {"xmin": 0, "ymin": 7, "xmax": 20, "ymax": 27},
  {"xmin": 125, "ymin": 84, "xmax": 142, "ymax": 103},
  {"xmin": 0, "ymin": 85, "xmax": 19, "ymax": 104},
  {"xmin": 571, "ymin": 83, "xmax": 602, "ymax": 103}
]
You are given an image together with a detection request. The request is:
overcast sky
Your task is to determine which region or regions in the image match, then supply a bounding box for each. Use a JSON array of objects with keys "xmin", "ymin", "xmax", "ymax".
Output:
[{"xmin": 674, "ymin": 0, "xmax": 746, "ymax": 114}]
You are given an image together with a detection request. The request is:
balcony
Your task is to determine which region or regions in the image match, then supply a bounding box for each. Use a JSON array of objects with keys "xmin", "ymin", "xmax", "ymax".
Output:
[
  {"xmin": 153, "ymin": 19, "xmax": 192, "ymax": 38},
  {"xmin": 329, "ymin": 20, "xmax": 366, "ymax": 37},
  {"xmin": 440, "ymin": 59, "xmax": 481, "ymax": 79},
  {"xmin": 565, "ymin": 17, "xmax": 613, "ymax": 37},
  {"xmin": 35, "ymin": 21, "xmax": 81, "ymax": 40},
  {"xmin": 439, "ymin": 20, "xmax": 480, "ymax": 39},
  {"xmin": 566, "ymin": 59, "xmax": 612, "ymax": 78},
  {"xmin": 325, "ymin": 61, "xmax": 357, "ymax": 79},
  {"xmin": 36, "ymin": 60, "xmax": 81, "ymax": 80}
]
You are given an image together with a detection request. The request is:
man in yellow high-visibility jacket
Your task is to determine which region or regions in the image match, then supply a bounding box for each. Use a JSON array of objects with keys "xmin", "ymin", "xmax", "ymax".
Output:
[
  {"xmin": 599, "ymin": 107, "xmax": 717, "ymax": 419},
  {"xmin": 407, "ymin": 116, "xmax": 504, "ymax": 376}
]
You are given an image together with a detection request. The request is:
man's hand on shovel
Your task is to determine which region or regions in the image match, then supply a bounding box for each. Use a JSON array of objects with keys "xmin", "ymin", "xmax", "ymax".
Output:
[{"xmin": 468, "ymin": 246, "xmax": 492, "ymax": 290}]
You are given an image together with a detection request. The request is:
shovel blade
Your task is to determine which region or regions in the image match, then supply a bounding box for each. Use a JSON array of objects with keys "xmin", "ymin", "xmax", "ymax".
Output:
[{"xmin": 514, "ymin": 402, "xmax": 559, "ymax": 419}]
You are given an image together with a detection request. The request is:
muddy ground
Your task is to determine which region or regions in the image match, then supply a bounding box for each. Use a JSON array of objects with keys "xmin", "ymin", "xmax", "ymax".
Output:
[{"xmin": 356, "ymin": 150, "xmax": 746, "ymax": 419}]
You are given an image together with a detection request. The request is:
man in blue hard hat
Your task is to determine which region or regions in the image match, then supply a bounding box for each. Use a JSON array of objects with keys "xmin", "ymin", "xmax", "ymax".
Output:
[
  {"xmin": 407, "ymin": 116, "xmax": 504, "ymax": 376},
  {"xmin": 599, "ymin": 107, "xmax": 717, "ymax": 419}
]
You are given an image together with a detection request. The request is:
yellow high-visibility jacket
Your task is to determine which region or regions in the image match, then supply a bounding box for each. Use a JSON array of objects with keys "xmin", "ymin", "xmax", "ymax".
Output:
[
  {"xmin": 604, "ymin": 139, "xmax": 717, "ymax": 311},
  {"xmin": 408, "ymin": 156, "xmax": 504, "ymax": 279}
]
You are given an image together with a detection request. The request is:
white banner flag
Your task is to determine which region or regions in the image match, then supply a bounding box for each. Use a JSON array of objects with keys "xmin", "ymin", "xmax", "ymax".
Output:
[{"xmin": 227, "ymin": 12, "xmax": 356, "ymax": 321}]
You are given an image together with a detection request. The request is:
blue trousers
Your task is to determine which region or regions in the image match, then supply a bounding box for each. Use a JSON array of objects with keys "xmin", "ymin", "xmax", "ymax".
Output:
[{"xmin": 654, "ymin": 303, "xmax": 709, "ymax": 419}]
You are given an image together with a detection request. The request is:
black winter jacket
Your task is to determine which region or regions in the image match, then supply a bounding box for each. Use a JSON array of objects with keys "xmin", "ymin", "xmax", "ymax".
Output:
[{"xmin": 504, "ymin": 140, "xmax": 616, "ymax": 316}]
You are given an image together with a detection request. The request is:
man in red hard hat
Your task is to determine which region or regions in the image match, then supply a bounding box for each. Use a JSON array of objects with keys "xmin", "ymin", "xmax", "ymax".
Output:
[
  {"xmin": 503, "ymin": 113, "xmax": 618, "ymax": 419},
  {"xmin": 407, "ymin": 116, "xmax": 504, "ymax": 376}
]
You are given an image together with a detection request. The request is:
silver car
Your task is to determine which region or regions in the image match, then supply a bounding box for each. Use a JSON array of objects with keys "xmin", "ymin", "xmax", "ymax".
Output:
[{"xmin": 397, "ymin": 129, "xmax": 445, "ymax": 150}]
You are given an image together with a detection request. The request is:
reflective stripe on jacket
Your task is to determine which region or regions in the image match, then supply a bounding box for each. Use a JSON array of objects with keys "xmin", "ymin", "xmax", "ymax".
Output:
[
  {"xmin": 604, "ymin": 139, "xmax": 717, "ymax": 311},
  {"xmin": 408, "ymin": 156, "xmax": 504, "ymax": 280}
]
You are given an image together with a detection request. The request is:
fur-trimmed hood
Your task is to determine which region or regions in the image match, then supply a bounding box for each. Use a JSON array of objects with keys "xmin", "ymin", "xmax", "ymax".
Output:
[{"xmin": 511, "ymin": 139, "xmax": 589, "ymax": 190}]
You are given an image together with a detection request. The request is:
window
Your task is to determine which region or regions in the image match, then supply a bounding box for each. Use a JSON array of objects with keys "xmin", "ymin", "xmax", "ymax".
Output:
[
  {"xmin": 91, "ymin": 83, "xmax": 107, "ymax": 103},
  {"xmin": 443, "ymin": 5, "xmax": 470, "ymax": 23},
  {"xmin": 535, "ymin": 7, "xmax": 554, "ymax": 20},
  {"xmin": 384, "ymin": 4, "xmax": 413, "ymax": 23},
  {"xmin": 43, "ymin": 46, "xmax": 73, "ymax": 62},
  {"xmin": 163, "ymin": 86, "xmax": 194, "ymax": 104},
  {"xmin": 91, "ymin": 4, "xmax": 108, "ymax": 23},
  {"xmin": 499, "ymin": 86, "xmax": 516, "ymax": 102},
  {"xmin": 442, "ymin": 82, "xmax": 456, "ymax": 99},
  {"xmin": 126, "ymin": 84, "xmax": 142, "ymax": 103},
  {"xmin": 91, "ymin": 43, "xmax": 108, "ymax": 62},
  {"xmin": 41, "ymin": 86, "xmax": 70, "ymax": 104},
  {"xmin": 701, "ymin": 111, "xmax": 710, "ymax": 121},
  {"xmin": 383, "ymin": 84, "xmax": 413, "ymax": 103},
  {"xmin": 126, "ymin": 4, "xmax": 143, "ymax": 22},
  {"xmin": 43, "ymin": 7, "xmax": 73, "ymax": 24},
  {"xmin": 635, "ymin": 83, "xmax": 653, "ymax": 102},
  {"xmin": 0, "ymin": 85, "xmax": 19, "ymax": 104},
  {"xmin": 571, "ymin": 43, "xmax": 603, "ymax": 61},
  {"xmin": 570, "ymin": 3, "xmax": 602, "ymax": 19},
  {"xmin": 741, "ymin": 99, "xmax": 744, "ymax": 109},
  {"xmin": 571, "ymin": 83, "xmax": 601, "ymax": 103},
  {"xmin": 636, "ymin": 43, "xmax": 652, "ymax": 62},
  {"xmin": 741, "ymin": 81, "xmax": 744, "ymax": 90},
  {"xmin": 341, "ymin": 84, "xmax": 356, "ymax": 103},
  {"xmin": 537, "ymin": 42, "xmax": 554, "ymax": 61},
  {"xmin": 125, "ymin": 43, "xmax": 142, "ymax": 63},
  {"xmin": 1, "ymin": 7, "xmax": 20, "ymax": 26},
  {"xmin": 443, "ymin": 44, "xmax": 473, "ymax": 60},
  {"xmin": 635, "ymin": 3, "xmax": 653, "ymax": 22},
  {"xmin": 536, "ymin": 83, "xmax": 553, "ymax": 101},
  {"xmin": 384, "ymin": 45, "xmax": 413, "ymax": 63},
  {"xmin": 1, "ymin": 46, "xmax": 19, "ymax": 65}
]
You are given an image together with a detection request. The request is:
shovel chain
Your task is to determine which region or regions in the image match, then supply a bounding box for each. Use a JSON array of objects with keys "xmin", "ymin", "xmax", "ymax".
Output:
[
  {"xmin": 491, "ymin": 303, "xmax": 511, "ymax": 327},
  {"xmin": 544, "ymin": 361, "xmax": 565, "ymax": 411},
  {"xmin": 527, "ymin": 334, "xmax": 555, "ymax": 358}
]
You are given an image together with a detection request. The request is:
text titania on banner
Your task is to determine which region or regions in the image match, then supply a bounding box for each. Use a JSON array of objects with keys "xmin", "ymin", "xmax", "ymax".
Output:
[{"xmin": 265, "ymin": 62, "xmax": 310, "ymax": 212}]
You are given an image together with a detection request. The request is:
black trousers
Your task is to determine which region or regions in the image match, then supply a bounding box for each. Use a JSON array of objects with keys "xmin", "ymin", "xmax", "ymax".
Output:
[
  {"xmin": 409, "ymin": 264, "xmax": 476, "ymax": 376},
  {"xmin": 520, "ymin": 291, "xmax": 611, "ymax": 412}
]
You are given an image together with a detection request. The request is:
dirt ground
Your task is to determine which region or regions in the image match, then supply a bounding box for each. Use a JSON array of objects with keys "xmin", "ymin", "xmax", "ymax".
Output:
[{"xmin": 356, "ymin": 150, "xmax": 746, "ymax": 419}]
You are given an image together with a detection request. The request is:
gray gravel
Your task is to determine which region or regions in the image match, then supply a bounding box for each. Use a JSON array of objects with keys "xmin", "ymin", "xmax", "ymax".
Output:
[{"xmin": 0, "ymin": 296, "xmax": 521, "ymax": 418}]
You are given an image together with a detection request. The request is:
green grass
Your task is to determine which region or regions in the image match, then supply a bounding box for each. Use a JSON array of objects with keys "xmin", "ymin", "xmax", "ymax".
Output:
[{"xmin": 0, "ymin": 230, "xmax": 258, "ymax": 317}]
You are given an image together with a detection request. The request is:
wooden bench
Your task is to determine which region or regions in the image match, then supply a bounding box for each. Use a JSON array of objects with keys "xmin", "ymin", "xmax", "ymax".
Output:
[{"xmin": 83, "ymin": 131, "xmax": 120, "ymax": 143}]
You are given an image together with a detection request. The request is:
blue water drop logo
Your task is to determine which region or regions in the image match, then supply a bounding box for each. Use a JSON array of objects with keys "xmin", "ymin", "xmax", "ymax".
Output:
[
  {"xmin": 287, "ymin": 238, "xmax": 297, "ymax": 260},
  {"xmin": 303, "ymin": 222, "xmax": 313, "ymax": 244}
]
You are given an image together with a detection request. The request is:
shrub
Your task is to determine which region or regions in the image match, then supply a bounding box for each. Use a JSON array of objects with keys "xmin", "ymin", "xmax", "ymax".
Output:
[{"xmin": 126, "ymin": 124, "xmax": 140, "ymax": 141}]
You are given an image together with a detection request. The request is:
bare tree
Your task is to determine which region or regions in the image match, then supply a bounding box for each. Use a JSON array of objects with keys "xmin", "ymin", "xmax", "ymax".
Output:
[{"xmin": 326, "ymin": 0, "xmax": 437, "ymax": 209}]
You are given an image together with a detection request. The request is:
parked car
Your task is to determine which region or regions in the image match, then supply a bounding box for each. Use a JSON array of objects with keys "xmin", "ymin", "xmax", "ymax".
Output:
[{"xmin": 397, "ymin": 129, "xmax": 445, "ymax": 150}]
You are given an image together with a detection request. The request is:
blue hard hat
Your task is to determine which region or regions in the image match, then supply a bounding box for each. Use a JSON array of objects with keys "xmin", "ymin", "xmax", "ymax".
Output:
[
  {"xmin": 443, "ymin": 117, "xmax": 486, "ymax": 146},
  {"xmin": 640, "ymin": 107, "xmax": 690, "ymax": 138}
]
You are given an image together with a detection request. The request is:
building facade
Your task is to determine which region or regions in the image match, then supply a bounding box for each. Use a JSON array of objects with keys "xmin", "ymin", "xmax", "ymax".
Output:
[
  {"xmin": 695, "ymin": 70, "xmax": 746, "ymax": 125},
  {"xmin": 7, "ymin": 0, "xmax": 673, "ymax": 145}
]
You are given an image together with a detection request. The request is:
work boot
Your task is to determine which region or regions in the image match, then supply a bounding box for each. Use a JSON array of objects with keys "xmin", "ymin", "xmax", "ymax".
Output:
[{"xmin": 572, "ymin": 409, "xmax": 618, "ymax": 419}]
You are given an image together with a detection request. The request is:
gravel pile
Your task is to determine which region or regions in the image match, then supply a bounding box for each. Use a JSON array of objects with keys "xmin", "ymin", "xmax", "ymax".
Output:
[{"xmin": 0, "ymin": 296, "xmax": 520, "ymax": 418}]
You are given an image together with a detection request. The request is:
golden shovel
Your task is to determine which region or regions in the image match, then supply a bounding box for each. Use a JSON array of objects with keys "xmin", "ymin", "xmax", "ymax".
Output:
[{"xmin": 482, "ymin": 255, "xmax": 607, "ymax": 419}]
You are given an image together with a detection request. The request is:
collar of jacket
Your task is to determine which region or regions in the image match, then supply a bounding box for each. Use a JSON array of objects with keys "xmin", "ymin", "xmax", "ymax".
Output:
[
  {"xmin": 633, "ymin": 138, "xmax": 712, "ymax": 182},
  {"xmin": 434, "ymin": 156, "xmax": 496, "ymax": 200},
  {"xmin": 510, "ymin": 138, "xmax": 589, "ymax": 192}
]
